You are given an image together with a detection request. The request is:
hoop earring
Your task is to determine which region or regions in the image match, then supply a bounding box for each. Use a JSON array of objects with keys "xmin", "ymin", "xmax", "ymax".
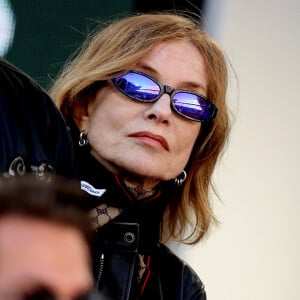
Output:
[
  {"xmin": 79, "ymin": 131, "xmax": 88, "ymax": 147},
  {"xmin": 174, "ymin": 170, "xmax": 187, "ymax": 187}
]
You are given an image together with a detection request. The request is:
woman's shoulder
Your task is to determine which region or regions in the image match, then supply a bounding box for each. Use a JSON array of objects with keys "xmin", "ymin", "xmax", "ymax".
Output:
[{"xmin": 154, "ymin": 243, "xmax": 206, "ymax": 299}]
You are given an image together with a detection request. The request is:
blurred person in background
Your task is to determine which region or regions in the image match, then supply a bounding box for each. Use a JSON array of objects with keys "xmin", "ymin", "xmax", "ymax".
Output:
[
  {"xmin": 0, "ymin": 175, "xmax": 95, "ymax": 300},
  {"xmin": 0, "ymin": 57, "xmax": 74, "ymax": 180}
]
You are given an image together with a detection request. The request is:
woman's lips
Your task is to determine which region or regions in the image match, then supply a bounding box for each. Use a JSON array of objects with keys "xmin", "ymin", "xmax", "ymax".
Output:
[{"xmin": 129, "ymin": 131, "xmax": 169, "ymax": 151}]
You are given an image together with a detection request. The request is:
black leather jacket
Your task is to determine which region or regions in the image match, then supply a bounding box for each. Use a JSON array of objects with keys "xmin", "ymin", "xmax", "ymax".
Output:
[
  {"xmin": 92, "ymin": 222, "xmax": 206, "ymax": 300},
  {"xmin": 72, "ymin": 131, "xmax": 206, "ymax": 300},
  {"xmin": 0, "ymin": 58, "xmax": 74, "ymax": 178}
]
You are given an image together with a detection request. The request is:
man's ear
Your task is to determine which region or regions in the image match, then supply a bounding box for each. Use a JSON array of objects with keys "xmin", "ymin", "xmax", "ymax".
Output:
[{"xmin": 72, "ymin": 99, "xmax": 90, "ymax": 130}]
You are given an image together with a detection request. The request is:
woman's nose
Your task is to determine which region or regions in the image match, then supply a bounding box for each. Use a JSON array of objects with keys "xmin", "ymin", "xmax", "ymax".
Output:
[{"xmin": 143, "ymin": 94, "xmax": 172, "ymax": 124}]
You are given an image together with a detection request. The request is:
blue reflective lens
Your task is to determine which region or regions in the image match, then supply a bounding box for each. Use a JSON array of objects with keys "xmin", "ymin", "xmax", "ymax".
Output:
[
  {"xmin": 172, "ymin": 92, "xmax": 216, "ymax": 121},
  {"xmin": 113, "ymin": 72, "xmax": 160, "ymax": 102}
]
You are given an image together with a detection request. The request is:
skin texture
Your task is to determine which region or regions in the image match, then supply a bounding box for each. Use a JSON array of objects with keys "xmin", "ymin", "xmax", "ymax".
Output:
[
  {"xmin": 0, "ymin": 215, "xmax": 93, "ymax": 300},
  {"xmin": 76, "ymin": 39, "xmax": 207, "ymax": 189}
]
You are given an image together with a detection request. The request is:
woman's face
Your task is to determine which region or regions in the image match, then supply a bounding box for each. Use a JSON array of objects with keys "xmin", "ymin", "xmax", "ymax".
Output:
[{"xmin": 77, "ymin": 39, "xmax": 208, "ymax": 186}]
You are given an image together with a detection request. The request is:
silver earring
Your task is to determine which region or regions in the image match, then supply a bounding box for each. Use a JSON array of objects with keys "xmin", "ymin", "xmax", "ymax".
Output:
[
  {"xmin": 79, "ymin": 131, "xmax": 88, "ymax": 147},
  {"xmin": 174, "ymin": 170, "xmax": 187, "ymax": 187}
]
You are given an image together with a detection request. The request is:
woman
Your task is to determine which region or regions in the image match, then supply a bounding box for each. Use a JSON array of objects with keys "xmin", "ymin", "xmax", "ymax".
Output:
[{"xmin": 50, "ymin": 12, "xmax": 230, "ymax": 300}]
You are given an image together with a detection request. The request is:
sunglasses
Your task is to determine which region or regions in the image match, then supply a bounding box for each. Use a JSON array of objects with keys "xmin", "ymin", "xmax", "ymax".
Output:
[{"xmin": 112, "ymin": 70, "xmax": 217, "ymax": 122}]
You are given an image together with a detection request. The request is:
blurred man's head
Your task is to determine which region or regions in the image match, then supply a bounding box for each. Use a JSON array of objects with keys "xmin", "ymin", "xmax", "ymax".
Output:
[{"xmin": 0, "ymin": 176, "xmax": 93, "ymax": 299}]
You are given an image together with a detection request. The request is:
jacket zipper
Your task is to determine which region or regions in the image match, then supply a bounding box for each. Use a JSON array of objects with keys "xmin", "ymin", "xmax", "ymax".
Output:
[{"xmin": 96, "ymin": 252, "xmax": 105, "ymax": 289}]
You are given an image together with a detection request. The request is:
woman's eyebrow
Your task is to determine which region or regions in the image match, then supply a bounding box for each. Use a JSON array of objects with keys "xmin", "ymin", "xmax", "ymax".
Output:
[
  {"xmin": 135, "ymin": 63, "xmax": 158, "ymax": 75},
  {"xmin": 135, "ymin": 63, "xmax": 207, "ymax": 92},
  {"xmin": 180, "ymin": 81, "xmax": 207, "ymax": 92}
]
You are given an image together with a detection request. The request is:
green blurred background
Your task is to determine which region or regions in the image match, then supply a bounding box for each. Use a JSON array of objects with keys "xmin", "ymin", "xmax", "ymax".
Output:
[{"xmin": 1, "ymin": 0, "xmax": 204, "ymax": 88}]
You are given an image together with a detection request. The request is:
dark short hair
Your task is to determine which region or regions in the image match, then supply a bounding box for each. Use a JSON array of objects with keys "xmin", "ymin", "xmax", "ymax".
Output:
[{"xmin": 0, "ymin": 175, "xmax": 91, "ymax": 242}]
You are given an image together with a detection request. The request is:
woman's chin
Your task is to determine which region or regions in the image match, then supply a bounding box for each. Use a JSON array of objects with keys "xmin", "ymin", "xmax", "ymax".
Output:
[{"xmin": 120, "ymin": 166, "xmax": 174, "ymax": 185}]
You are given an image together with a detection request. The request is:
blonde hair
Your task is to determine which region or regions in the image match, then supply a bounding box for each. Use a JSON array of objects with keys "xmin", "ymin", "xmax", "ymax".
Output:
[{"xmin": 50, "ymin": 12, "xmax": 230, "ymax": 244}]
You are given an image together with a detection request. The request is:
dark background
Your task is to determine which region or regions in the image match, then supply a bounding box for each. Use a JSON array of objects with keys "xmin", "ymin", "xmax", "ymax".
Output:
[{"xmin": 3, "ymin": 0, "xmax": 206, "ymax": 88}]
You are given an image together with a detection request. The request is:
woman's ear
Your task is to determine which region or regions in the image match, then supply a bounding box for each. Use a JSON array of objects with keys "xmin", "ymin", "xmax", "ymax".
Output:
[{"xmin": 72, "ymin": 98, "xmax": 90, "ymax": 130}]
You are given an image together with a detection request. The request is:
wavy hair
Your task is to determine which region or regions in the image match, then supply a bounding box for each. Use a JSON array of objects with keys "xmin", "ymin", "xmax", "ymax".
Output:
[{"xmin": 50, "ymin": 12, "xmax": 230, "ymax": 244}]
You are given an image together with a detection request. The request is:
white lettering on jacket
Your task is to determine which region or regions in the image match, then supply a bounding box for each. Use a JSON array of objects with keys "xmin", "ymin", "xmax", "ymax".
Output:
[{"xmin": 80, "ymin": 180, "xmax": 106, "ymax": 197}]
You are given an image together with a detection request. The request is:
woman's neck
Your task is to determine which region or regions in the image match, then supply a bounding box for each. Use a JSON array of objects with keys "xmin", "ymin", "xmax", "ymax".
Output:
[
  {"xmin": 123, "ymin": 176, "xmax": 159, "ymax": 200},
  {"xmin": 89, "ymin": 151, "xmax": 160, "ymax": 199},
  {"xmin": 125, "ymin": 183, "xmax": 157, "ymax": 200}
]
